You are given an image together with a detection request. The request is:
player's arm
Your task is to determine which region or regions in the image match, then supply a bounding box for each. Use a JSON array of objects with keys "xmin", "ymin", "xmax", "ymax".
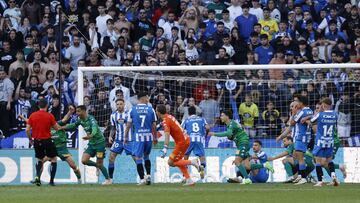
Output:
[
  {"xmin": 62, "ymin": 121, "xmax": 80, "ymax": 131},
  {"xmin": 210, "ymin": 128, "xmax": 233, "ymax": 137},
  {"xmin": 300, "ymin": 115, "xmax": 312, "ymax": 124},
  {"xmin": 109, "ymin": 125, "xmax": 116, "ymax": 144},
  {"xmin": 160, "ymin": 131, "xmax": 170, "ymax": 158},
  {"xmin": 205, "ymin": 123, "xmax": 210, "ymax": 135},
  {"xmin": 25, "ymin": 123, "xmax": 32, "ymax": 140},
  {"xmin": 276, "ymin": 126, "xmax": 293, "ymax": 142},
  {"xmin": 152, "ymin": 121, "xmax": 158, "ymax": 145},
  {"xmin": 124, "ymin": 121, "xmax": 132, "ymax": 144},
  {"xmin": 267, "ymin": 151, "xmax": 289, "ymax": 161},
  {"xmin": 61, "ymin": 105, "xmax": 76, "ymax": 124}
]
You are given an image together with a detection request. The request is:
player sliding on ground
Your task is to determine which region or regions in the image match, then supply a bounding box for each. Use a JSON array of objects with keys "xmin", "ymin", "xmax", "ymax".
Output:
[
  {"xmin": 248, "ymin": 140, "xmax": 273, "ymax": 183},
  {"xmin": 24, "ymin": 104, "xmax": 82, "ymax": 184},
  {"xmin": 61, "ymin": 105, "xmax": 111, "ymax": 185},
  {"xmin": 107, "ymin": 99, "xmax": 135, "ymax": 184},
  {"xmin": 182, "ymin": 106, "xmax": 210, "ymax": 179},
  {"xmin": 208, "ymin": 110, "xmax": 273, "ymax": 184},
  {"xmin": 156, "ymin": 104, "xmax": 204, "ymax": 186}
]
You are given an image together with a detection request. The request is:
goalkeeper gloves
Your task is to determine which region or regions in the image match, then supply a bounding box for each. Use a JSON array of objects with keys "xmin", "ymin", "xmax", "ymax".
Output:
[{"xmin": 160, "ymin": 145, "xmax": 168, "ymax": 158}]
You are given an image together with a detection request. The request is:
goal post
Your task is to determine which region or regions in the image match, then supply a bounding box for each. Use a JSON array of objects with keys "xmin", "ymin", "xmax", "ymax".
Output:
[{"xmin": 77, "ymin": 63, "xmax": 360, "ymax": 183}]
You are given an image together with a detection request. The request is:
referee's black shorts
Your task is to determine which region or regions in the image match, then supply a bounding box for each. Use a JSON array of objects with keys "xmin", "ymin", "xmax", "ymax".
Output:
[{"xmin": 33, "ymin": 139, "xmax": 57, "ymax": 159}]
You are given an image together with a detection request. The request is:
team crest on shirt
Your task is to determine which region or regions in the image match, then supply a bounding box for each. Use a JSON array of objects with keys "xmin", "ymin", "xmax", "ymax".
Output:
[{"xmin": 117, "ymin": 118, "xmax": 125, "ymax": 124}]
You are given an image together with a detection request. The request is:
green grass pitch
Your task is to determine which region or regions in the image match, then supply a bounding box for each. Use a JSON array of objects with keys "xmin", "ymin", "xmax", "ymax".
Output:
[{"xmin": 1, "ymin": 183, "xmax": 360, "ymax": 203}]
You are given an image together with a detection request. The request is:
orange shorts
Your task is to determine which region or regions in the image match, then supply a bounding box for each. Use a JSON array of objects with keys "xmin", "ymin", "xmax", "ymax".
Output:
[{"xmin": 169, "ymin": 137, "xmax": 190, "ymax": 162}]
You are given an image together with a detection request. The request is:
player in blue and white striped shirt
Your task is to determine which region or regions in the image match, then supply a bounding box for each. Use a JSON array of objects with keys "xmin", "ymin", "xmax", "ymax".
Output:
[
  {"xmin": 310, "ymin": 97, "xmax": 339, "ymax": 186},
  {"xmin": 290, "ymin": 96, "xmax": 313, "ymax": 185},
  {"xmin": 182, "ymin": 106, "xmax": 209, "ymax": 179},
  {"xmin": 107, "ymin": 99, "xmax": 134, "ymax": 184},
  {"xmin": 125, "ymin": 92, "xmax": 157, "ymax": 185},
  {"xmin": 249, "ymin": 140, "xmax": 271, "ymax": 183}
]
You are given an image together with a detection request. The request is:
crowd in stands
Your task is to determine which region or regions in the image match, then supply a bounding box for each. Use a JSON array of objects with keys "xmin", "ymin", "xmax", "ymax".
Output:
[{"xmin": 0, "ymin": 0, "xmax": 359, "ymax": 141}]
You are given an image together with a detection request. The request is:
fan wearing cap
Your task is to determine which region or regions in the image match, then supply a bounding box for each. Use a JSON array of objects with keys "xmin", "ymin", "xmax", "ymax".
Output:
[
  {"xmin": 254, "ymin": 34, "xmax": 275, "ymax": 64},
  {"xmin": 259, "ymin": 7, "xmax": 278, "ymax": 40},
  {"xmin": 317, "ymin": 6, "xmax": 346, "ymax": 34}
]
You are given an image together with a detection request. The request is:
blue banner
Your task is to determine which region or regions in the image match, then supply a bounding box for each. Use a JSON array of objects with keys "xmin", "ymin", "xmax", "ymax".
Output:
[{"xmin": 0, "ymin": 148, "xmax": 351, "ymax": 185}]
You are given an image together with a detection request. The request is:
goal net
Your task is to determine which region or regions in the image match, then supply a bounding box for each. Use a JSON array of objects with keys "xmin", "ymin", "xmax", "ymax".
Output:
[{"xmin": 77, "ymin": 64, "xmax": 360, "ymax": 183}]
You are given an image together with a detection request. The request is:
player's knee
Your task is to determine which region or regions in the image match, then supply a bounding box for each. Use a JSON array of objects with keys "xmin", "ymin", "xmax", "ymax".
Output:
[{"xmin": 167, "ymin": 159, "xmax": 175, "ymax": 167}]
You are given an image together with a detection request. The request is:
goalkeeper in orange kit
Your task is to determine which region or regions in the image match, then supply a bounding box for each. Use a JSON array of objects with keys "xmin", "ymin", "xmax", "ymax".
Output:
[{"xmin": 155, "ymin": 104, "xmax": 204, "ymax": 186}]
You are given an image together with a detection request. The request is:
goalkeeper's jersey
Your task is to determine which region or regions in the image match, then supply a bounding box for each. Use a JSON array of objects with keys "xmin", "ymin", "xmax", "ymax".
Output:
[
  {"xmin": 66, "ymin": 115, "xmax": 105, "ymax": 145},
  {"xmin": 214, "ymin": 120, "xmax": 249, "ymax": 146}
]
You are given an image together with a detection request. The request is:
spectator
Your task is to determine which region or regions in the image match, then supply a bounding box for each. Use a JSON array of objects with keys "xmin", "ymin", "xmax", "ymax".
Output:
[
  {"xmin": 249, "ymin": 0, "xmax": 263, "ymax": 21},
  {"xmin": 235, "ymin": 4, "xmax": 258, "ymax": 41},
  {"xmin": 8, "ymin": 50, "xmax": 25, "ymax": 77},
  {"xmin": 65, "ymin": 35, "xmax": 87, "ymax": 69},
  {"xmin": 207, "ymin": 0, "xmax": 227, "ymax": 20},
  {"xmin": 335, "ymin": 93, "xmax": 352, "ymax": 139},
  {"xmin": 13, "ymin": 81, "xmax": 32, "ymax": 130},
  {"xmin": 109, "ymin": 75, "xmax": 130, "ymax": 108},
  {"xmin": 93, "ymin": 88, "xmax": 112, "ymax": 127},
  {"xmin": 317, "ymin": 6, "xmax": 346, "ymax": 34},
  {"xmin": 150, "ymin": 80, "xmax": 172, "ymax": 104},
  {"xmin": 178, "ymin": 97, "xmax": 202, "ymax": 121},
  {"xmin": 255, "ymin": 34, "xmax": 274, "ymax": 64},
  {"xmin": 259, "ymin": 7, "xmax": 279, "ymax": 40},
  {"xmin": 227, "ymin": 0, "xmax": 243, "ymax": 22},
  {"xmin": 20, "ymin": 0, "xmax": 41, "ymax": 25},
  {"xmin": 0, "ymin": 41, "xmax": 16, "ymax": 74},
  {"xmin": 199, "ymin": 89, "xmax": 220, "ymax": 126},
  {"xmin": 0, "ymin": 66, "xmax": 15, "ymax": 137},
  {"xmin": 96, "ymin": 4, "xmax": 112, "ymax": 36},
  {"xmin": 239, "ymin": 94, "xmax": 259, "ymax": 137},
  {"xmin": 261, "ymin": 100, "xmax": 281, "ymax": 137}
]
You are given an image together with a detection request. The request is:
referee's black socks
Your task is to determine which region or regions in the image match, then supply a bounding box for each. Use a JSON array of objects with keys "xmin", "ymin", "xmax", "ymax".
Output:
[
  {"xmin": 50, "ymin": 162, "xmax": 57, "ymax": 183},
  {"xmin": 35, "ymin": 161, "xmax": 43, "ymax": 178}
]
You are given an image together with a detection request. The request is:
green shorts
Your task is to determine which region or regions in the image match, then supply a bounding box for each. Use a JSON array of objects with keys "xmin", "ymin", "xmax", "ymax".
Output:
[
  {"xmin": 235, "ymin": 143, "xmax": 250, "ymax": 159},
  {"xmin": 56, "ymin": 146, "xmax": 71, "ymax": 161},
  {"xmin": 332, "ymin": 143, "xmax": 340, "ymax": 159},
  {"xmin": 304, "ymin": 154, "xmax": 315, "ymax": 169},
  {"xmin": 84, "ymin": 142, "xmax": 106, "ymax": 159}
]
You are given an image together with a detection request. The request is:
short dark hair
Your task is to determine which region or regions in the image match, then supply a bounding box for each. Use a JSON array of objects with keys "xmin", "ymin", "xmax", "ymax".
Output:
[
  {"xmin": 137, "ymin": 92, "xmax": 148, "ymax": 99},
  {"xmin": 115, "ymin": 98, "xmax": 125, "ymax": 103},
  {"xmin": 77, "ymin": 105, "xmax": 87, "ymax": 111},
  {"xmin": 222, "ymin": 110, "xmax": 233, "ymax": 119},
  {"xmin": 156, "ymin": 104, "xmax": 167, "ymax": 114},
  {"xmin": 188, "ymin": 106, "xmax": 196, "ymax": 116},
  {"xmin": 38, "ymin": 98, "xmax": 48, "ymax": 109},
  {"xmin": 254, "ymin": 140, "xmax": 262, "ymax": 146},
  {"xmin": 52, "ymin": 94, "xmax": 60, "ymax": 100},
  {"xmin": 297, "ymin": 95, "xmax": 308, "ymax": 106}
]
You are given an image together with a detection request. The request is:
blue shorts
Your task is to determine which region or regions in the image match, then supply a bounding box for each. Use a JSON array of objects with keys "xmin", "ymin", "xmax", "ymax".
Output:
[
  {"xmin": 132, "ymin": 141, "xmax": 152, "ymax": 158},
  {"xmin": 294, "ymin": 141, "xmax": 307, "ymax": 153},
  {"xmin": 312, "ymin": 146, "xmax": 333, "ymax": 158},
  {"xmin": 185, "ymin": 142, "xmax": 205, "ymax": 157},
  {"xmin": 110, "ymin": 140, "xmax": 133, "ymax": 155},
  {"xmin": 249, "ymin": 169, "xmax": 269, "ymax": 183}
]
